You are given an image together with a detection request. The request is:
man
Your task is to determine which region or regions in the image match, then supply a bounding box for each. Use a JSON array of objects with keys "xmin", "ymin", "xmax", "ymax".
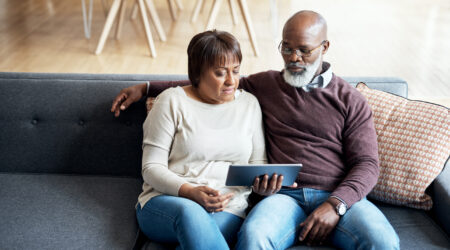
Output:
[{"xmin": 112, "ymin": 10, "xmax": 399, "ymax": 249}]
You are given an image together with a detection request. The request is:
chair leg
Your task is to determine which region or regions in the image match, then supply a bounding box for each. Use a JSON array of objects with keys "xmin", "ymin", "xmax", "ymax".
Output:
[
  {"xmin": 191, "ymin": 0, "xmax": 203, "ymax": 23},
  {"xmin": 228, "ymin": 0, "xmax": 238, "ymax": 25},
  {"xmin": 167, "ymin": 0, "xmax": 177, "ymax": 21},
  {"xmin": 138, "ymin": 0, "xmax": 157, "ymax": 57},
  {"xmin": 130, "ymin": 1, "xmax": 138, "ymax": 19},
  {"xmin": 95, "ymin": 0, "xmax": 122, "ymax": 55},
  {"xmin": 101, "ymin": 0, "xmax": 110, "ymax": 17},
  {"xmin": 175, "ymin": 0, "xmax": 183, "ymax": 10},
  {"xmin": 206, "ymin": 0, "xmax": 223, "ymax": 30},
  {"xmin": 145, "ymin": 0, "xmax": 167, "ymax": 42},
  {"xmin": 81, "ymin": 0, "xmax": 94, "ymax": 39},
  {"xmin": 115, "ymin": 0, "xmax": 127, "ymax": 39},
  {"xmin": 237, "ymin": 0, "xmax": 259, "ymax": 56}
]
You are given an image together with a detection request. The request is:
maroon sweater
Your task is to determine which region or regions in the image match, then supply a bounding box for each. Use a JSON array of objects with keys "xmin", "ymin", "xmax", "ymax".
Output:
[{"xmin": 148, "ymin": 70, "xmax": 379, "ymax": 207}]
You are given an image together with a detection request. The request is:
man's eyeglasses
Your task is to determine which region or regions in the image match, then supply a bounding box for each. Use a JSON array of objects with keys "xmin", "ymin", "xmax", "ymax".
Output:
[{"xmin": 278, "ymin": 40, "xmax": 327, "ymax": 58}]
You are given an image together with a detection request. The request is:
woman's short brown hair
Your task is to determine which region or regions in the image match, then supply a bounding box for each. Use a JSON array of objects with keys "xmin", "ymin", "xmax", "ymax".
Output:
[{"xmin": 187, "ymin": 30, "xmax": 242, "ymax": 87}]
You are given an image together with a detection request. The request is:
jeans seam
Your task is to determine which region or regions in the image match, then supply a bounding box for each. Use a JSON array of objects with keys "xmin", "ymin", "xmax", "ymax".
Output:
[
  {"xmin": 302, "ymin": 188, "xmax": 309, "ymax": 207},
  {"xmin": 275, "ymin": 223, "xmax": 301, "ymax": 250},
  {"xmin": 139, "ymin": 205, "xmax": 177, "ymax": 225},
  {"xmin": 335, "ymin": 224, "xmax": 359, "ymax": 246}
]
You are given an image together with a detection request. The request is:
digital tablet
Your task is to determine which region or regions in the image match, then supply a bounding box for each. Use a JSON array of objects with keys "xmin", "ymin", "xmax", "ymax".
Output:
[{"xmin": 225, "ymin": 164, "xmax": 302, "ymax": 186}]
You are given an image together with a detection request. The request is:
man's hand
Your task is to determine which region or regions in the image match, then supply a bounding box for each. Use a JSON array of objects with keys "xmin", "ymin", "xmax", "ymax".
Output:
[
  {"xmin": 111, "ymin": 83, "xmax": 147, "ymax": 117},
  {"xmin": 145, "ymin": 97, "xmax": 156, "ymax": 114},
  {"xmin": 179, "ymin": 184, "xmax": 234, "ymax": 212},
  {"xmin": 252, "ymin": 174, "xmax": 286, "ymax": 196},
  {"xmin": 298, "ymin": 199, "xmax": 340, "ymax": 246}
]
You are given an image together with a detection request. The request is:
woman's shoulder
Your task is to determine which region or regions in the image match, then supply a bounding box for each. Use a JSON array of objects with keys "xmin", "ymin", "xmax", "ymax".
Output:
[
  {"xmin": 155, "ymin": 87, "xmax": 185, "ymax": 102},
  {"xmin": 238, "ymin": 89, "xmax": 260, "ymax": 105}
]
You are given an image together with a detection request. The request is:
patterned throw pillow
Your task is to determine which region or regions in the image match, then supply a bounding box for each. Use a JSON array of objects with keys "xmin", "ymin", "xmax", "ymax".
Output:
[{"xmin": 356, "ymin": 82, "xmax": 450, "ymax": 210}]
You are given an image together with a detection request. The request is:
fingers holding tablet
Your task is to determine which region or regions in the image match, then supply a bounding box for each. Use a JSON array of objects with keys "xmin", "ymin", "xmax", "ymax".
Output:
[{"xmin": 252, "ymin": 173, "xmax": 284, "ymax": 196}]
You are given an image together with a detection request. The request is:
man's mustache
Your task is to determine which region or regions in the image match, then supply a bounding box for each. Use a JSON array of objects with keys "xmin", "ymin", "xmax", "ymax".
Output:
[{"xmin": 286, "ymin": 62, "xmax": 307, "ymax": 69}]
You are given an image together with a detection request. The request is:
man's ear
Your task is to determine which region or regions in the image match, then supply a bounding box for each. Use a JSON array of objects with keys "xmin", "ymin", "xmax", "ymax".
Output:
[{"xmin": 322, "ymin": 40, "xmax": 330, "ymax": 55}]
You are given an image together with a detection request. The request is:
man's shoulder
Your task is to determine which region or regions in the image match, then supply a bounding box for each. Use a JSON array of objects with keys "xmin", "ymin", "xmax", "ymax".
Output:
[
  {"xmin": 240, "ymin": 70, "xmax": 283, "ymax": 94},
  {"xmin": 327, "ymin": 74, "xmax": 370, "ymax": 112},
  {"xmin": 245, "ymin": 70, "xmax": 281, "ymax": 82},
  {"xmin": 331, "ymin": 74, "xmax": 365, "ymax": 98}
]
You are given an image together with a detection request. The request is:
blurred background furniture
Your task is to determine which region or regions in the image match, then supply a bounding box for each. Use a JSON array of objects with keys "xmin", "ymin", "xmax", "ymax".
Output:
[
  {"xmin": 94, "ymin": 0, "xmax": 169, "ymax": 57},
  {"xmin": 191, "ymin": 0, "xmax": 259, "ymax": 56},
  {"xmin": 130, "ymin": 0, "xmax": 183, "ymax": 21}
]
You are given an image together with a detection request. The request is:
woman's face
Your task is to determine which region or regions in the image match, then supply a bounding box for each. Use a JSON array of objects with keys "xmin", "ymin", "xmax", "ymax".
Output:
[{"xmin": 197, "ymin": 59, "xmax": 240, "ymax": 104}]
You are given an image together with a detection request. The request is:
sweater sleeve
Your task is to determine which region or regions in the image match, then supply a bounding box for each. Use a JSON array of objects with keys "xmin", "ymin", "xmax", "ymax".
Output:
[
  {"xmin": 331, "ymin": 95, "xmax": 379, "ymax": 208},
  {"xmin": 148, "ymin": 80, "xmax": 190, "ymax": 97},
  {"xmin": 249, "ymin": 98, "xmax": 267, "ymax": 164},
  {"xmin": 141, "ymin": 90, "xmax": 188, "ymax": 196}
]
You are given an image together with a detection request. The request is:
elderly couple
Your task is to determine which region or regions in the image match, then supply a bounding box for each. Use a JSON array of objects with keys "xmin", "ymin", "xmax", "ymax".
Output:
[{"xmin": 111, "ymin": 10, "xmax": 399, "ymax": 250}]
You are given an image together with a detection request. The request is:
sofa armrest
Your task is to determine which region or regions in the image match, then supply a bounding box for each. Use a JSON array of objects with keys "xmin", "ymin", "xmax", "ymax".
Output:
[{"xmin": 432, "ymin": 158, "xmax": 450, "ymax": 236}]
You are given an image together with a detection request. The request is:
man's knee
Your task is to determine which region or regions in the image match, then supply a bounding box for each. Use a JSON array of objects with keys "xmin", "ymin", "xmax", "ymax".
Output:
[
  {"xmin": 361, "ymin": 228, "xmax": 400, "ymax": 250},
  {"xmin": 335, "ymin": 198, "xmax": 400, "ymax": 250}
]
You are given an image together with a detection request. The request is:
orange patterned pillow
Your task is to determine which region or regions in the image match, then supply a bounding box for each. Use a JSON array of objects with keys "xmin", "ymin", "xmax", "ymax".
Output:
[{"xmin": 356, "ymin": 82, "xmax": 450, "ymax": 210}]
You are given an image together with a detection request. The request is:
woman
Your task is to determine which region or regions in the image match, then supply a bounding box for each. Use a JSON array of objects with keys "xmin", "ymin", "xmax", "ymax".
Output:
[{"xmin": 136, "ymin": 30, "xmax": 267, "ymax": 250}]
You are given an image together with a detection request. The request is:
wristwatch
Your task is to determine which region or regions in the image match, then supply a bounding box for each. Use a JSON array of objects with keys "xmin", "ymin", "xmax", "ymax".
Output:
[
  {"xmin": 328, "ymin": 196, "xmax": 347, "ymax": 216},
  {"xmin": 335, "ymin": 202, "xmax": 347, "ymax": 216}
]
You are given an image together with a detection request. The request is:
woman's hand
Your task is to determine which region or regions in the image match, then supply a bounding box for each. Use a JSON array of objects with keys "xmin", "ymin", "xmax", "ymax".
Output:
[
  {"xmin": 111, "ymin": 83, "xmax": 147, "ymax": 117},
  {"xmin": 179, "ymin": 184, "xmax": 234, "ymax": 212}
]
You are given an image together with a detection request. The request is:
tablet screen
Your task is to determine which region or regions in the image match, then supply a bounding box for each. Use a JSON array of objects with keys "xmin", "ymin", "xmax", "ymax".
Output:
[{"xmin": 225, "ymin": 164, "xmax": 302, "ymax": 186}]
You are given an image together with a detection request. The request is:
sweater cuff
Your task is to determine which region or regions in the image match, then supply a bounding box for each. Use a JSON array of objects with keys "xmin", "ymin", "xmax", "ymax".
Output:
[
  {"xmin": 330, "ymin": 187, "xmax": 362, "ymax": 209},
  {"xmin": 145, "ymin": 81, "xmax": 150, "ymax": 97},
  {"xmin": 168, "ymin": 179, "xmax": 188, "ymax": 197}
]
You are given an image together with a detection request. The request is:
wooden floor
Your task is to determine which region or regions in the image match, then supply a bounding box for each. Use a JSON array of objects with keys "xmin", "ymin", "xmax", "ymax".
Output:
[{"xmin": 0, "ymin": 0, "xmax": 449, "ymax": 106}]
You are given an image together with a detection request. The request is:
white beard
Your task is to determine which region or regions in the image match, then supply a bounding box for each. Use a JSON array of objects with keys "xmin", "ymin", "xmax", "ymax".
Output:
[{"xmin": 283, "ymin": 52, "xmax": 322, "ymax": 88}]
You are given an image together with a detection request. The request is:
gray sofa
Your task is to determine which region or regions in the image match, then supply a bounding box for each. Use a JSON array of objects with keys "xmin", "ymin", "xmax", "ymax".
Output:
[{"xmin": 0, "ymin": 72, "xmax": 448, "ymax": 250}]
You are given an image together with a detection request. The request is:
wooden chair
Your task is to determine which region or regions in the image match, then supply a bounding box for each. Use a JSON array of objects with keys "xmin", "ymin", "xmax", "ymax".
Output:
[
  {"xmin": 94, "ymin": 0, "xmax": 168, "ymax": 57},
  {"xmin": 130, "ymin": 0, "xmax": 182, "ymax": 21},
  {"xmin": 191, "ymin": 0, "xmax": 259, "ymax": 56}
]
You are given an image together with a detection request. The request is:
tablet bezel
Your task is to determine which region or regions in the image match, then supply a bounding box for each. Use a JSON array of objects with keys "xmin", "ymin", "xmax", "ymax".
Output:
[{"xmin": 225, "ymin": 163, "xmax": 302, "ymax": 186}]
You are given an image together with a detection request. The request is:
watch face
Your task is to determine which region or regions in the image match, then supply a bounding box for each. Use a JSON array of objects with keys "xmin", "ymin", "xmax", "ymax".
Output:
[{"xmin": 337, "ymin": 204, "xmax": 346, "ymax": 215}]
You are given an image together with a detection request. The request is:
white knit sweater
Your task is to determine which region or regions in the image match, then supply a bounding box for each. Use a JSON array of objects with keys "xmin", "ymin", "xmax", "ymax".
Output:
[{"xmin": 138, "ymin": 87, "xmax": 267, "ymax": 218}]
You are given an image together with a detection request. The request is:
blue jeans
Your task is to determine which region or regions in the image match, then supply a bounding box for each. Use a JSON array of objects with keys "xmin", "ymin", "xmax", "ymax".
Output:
[
  {"xmin": 236, "ymin": 188, "xmax": 400, "ymax": 250},
  {"xmin": 136, "ymin": 195, "xmax": 243, "ymax": 250}
]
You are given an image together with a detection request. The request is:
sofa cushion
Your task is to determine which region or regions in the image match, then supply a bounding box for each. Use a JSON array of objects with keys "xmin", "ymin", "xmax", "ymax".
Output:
[
  {"xmin": 433, "ymin": 159, "xmax": 450, "ymax": 235},
  {"xmin": 356, "ymin": 83, "xmax": 450, "ymax": 210},
  {"xmin": 0, "ymin": 78, "xmax": 147, "ymax": 177},
  {"xmin": 375, "ymin": 202, "xmax": 450, "ymax": 249},
  {"xmin": 0, "ymin": 173, "xmax": 142, "ymax": 250}
]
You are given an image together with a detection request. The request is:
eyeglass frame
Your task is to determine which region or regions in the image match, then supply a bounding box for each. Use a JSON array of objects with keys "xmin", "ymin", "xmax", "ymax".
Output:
[{"xmin": 278, "ymin": 40, "xmax": 328, "ymax": 58}]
